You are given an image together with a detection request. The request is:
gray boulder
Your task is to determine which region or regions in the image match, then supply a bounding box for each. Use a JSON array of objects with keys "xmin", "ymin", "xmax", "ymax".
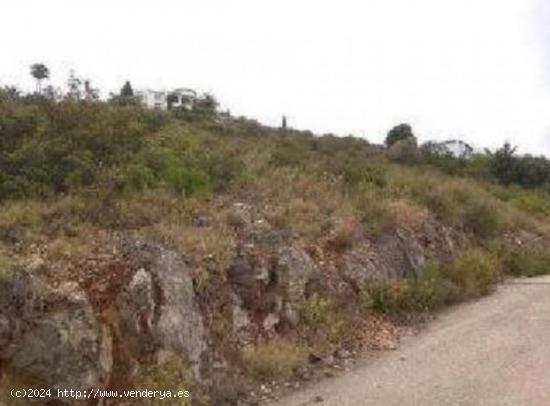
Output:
[
  {"xmin": 0, "ymin": 270, "xmax": 111, "ymax": 396},
  {"xmin": 274, "ymin": 247, "xmax": 318, "ymax": 326},
  {"xmin": 115, "ymin": 237, "xmax": 207, "ymax": 381}
]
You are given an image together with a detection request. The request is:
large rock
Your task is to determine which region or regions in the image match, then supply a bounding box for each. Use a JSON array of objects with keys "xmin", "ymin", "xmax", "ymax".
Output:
[
  {"xmin": 228, "ymin": 246, "xmax": 319, "ymax": 328},
  {"xmin": 115, "ymin": 237, "xmax": 207, "ymax": 381},
  {"xmin": 274, "ymin": 247, "xmax": 318, "ymax": 326},
  {"xmin": 227, "ymin": 246, "xmax": 270, "ymax": 313},
  {"xmin": 0, "ymin": 269, "xmax": 111, "ymax": 397},
  {"xmin": 339, "ymin": 228, "xmax": 427, "ymax": 291}
]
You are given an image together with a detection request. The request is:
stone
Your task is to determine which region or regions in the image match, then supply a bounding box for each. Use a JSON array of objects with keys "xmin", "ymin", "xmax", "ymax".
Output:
[
  {"xmin": 335, "ymin": 349, "xmax": 351, "ymax": 359},
  {"xmin": 232, "ymin": 294, "xmax": 251, "ymax": 331},
  {"xmin": 0, "ymin": 270, "xmax": 111, "ymax": 398},
  {"xmin": 116, "ymin": 238, "xmax": 208, "ymax": 381},
  {"xmin": 262, "ymin": 313, "xmax": 280, "ymax": 331},
  {"xmin": 116, "ymin": 268, "xmax": 157, "ymax": 357},
  {"xmin": 275, "ymin": 248, "xmax": 318, "ymax": 326},
  {"xmin": 227, "ymin": 249, "xmax": 270, "ymax": 310},
  {"xmin": 26, "ymin": 254, "xmax": 46, "ymax": 272},
  {"xmin": 340, "ymin": 228, "xmax": 429, "ymax": 292}
]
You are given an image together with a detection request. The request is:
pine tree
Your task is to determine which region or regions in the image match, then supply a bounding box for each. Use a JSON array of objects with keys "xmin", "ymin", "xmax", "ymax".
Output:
[{"xmin": 120, "ymin": 81, "xmax": 134, "ymax": 97}]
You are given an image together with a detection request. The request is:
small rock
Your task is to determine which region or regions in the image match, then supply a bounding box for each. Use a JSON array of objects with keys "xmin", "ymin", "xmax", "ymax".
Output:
[
  {"xmin": 308, "ymin": 353, "xmax": 323, "ymax": 364},
  {"xmin": 323, "ymin": 370, "xmax": 335, "ymax": 378},
  {"xmin": 262, "ymin": 313, "xmax": 280, "ymax": 331},
  {"xmin": 301, "ymin": 372, "xmax": 312, "ymax": 381},
  {"xmin": 323, "ymin": 355, "xmax": 335, "ymax": 366},
  {"xmin": 26, "ymin": 255, "xmax": 45, "ymax": 272},
  {"xmin": 313, "ymin": 395, "xmax": 324, "ymax": 403},
  {"xmin": 336, "ymin": 349, "xmax": 351, "ymax": 359},
  {"xmin": 193, "ymin": 215, "xmax": 211, "ymax": 228}
]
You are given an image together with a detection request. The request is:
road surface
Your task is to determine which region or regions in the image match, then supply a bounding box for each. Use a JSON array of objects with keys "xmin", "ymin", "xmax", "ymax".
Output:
[{"xmin": 273, "ymin": 276, "xmax": 550, "ymax": 406}]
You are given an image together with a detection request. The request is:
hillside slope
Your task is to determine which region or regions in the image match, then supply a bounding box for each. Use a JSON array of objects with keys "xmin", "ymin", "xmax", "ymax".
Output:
[{"xmin": 1, "ymin": 91, "xmax": 550, "ymax": 404}]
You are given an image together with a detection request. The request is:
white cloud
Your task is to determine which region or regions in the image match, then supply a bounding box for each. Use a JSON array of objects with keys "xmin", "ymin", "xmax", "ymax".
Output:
[{"xmin": 2, "ymin": 0, "xmax": 550, "ymax": 155}]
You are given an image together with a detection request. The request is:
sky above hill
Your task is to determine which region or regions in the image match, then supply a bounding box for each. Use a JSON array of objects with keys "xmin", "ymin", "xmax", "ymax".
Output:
[{"xmin": 2, "ymin": 0, "xmax": 550, "ymax": 155}]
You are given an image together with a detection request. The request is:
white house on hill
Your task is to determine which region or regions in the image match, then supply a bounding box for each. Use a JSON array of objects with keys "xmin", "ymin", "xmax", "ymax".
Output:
[
  {"xmin": 439, "ymin": 139, "xmax": 474, "ymax": 158},
  {"xmin": 426, "ymin": 139, "xmax": 474, "ymax": 159},
  {"xmin": 136, "ymin": 88, "xmax": 197, "ymax": 110}
]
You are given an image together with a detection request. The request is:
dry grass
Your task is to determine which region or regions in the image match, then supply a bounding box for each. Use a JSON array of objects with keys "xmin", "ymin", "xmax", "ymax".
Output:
[
  {"xmin": 242, "ymin": 339, "xmax": 307, "ymax": 382},
  {"xmin": 0, "ymin": 251, "xmax": 14, "ymax": 280},
  {"xmin": 150, "ymin": 221, "xmax": 235, "ymax": 289}
]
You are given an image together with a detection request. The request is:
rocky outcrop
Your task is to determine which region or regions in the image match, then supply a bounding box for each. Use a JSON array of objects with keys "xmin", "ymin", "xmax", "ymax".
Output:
[
  {"xmin": 339, "ymin": 230, "xmax": 424, "ymax": 291},
  {"xmin": 0, "ymin": 269, "xmax": 111, "ymax": 397},
  {"xmin": 0, "ymin": 237, "xmax": 208, "ymax": 399},
  {"xmin": 114, "ymin": 237, "xmax": 207, "ymax": 381},
  {"xmin": 339, "ymin": 222, "xmax": 463, "ymax": 292},
  {"xmin": 274, "ymin": 247, "xmax": 318, "ymax": 326},
  {"xmin": 228, "ymin": 246, "xmax": 319, "ymax": 331},
  {"xmin": 503, "ymin": 230, "xmax": 550, "ymax": 251}
]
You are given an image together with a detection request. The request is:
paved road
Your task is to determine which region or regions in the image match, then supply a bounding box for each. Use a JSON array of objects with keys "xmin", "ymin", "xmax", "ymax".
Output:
[{"xmin": 273, "ymin": 276, "xmax": 550, "ymax": 406}]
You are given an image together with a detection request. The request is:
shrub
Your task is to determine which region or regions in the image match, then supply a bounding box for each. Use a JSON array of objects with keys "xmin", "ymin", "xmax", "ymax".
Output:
[
  {"xmin": 442, "ymin": 249, "xmax": 498, "ymax": 297},
  {"xmin": 134, "ymin": 358, "xmax": 194, "ymax": 405},
  {"xmin": 366, "ymin": 251, "xmax": 498, "ymax": 319},
  {"xmin": 502, "ymin": 249, "xmax": 550, "ymax": 277},
  {"xmin": 242, "ymin": 339, "xmax": 306, "ymax": 382},
  {"xmin": 385, "ymin": 123, "xmax": 416, "ymax": 147},
  {"xmin": 387, "ymin": 138, "xmax": 419, "ymax": 164},
  {"xmin": 164, "ymin": 165, "xmax": 210, "ymax": 196},
  {"xmin": 301, "ymin": 293, "xmax": 333, "ymax": 327},
  {"xmin": 123, "ymin": 163, "xmax": 156, "ymax": 191},
  {"xmin": 415, "ymin": 186, "xmax": 458, "ymax": 225},
  {"xmin": 343, "ymin": 164, "xmax": 386, "ymax": 190},
  {"xmin": 0, "ymin": 253, "xmax": 14, "ymax": 280},
  {"xmin": 460, "ymin": 198, "xmax": 502, "ymax": 238},
  {"xmin": 271, "ymin": 198, "xmax": 323, "ymax": 240},
  {"xmin": 366, "ymin": 262, "xmax": 456, "ymax": 319},
  {"xmin": 326, "ymin": 223, "xmax": 356, "ymax": 253},
  {"xmin": 511, "ymin": 192, "xmax": 550, "ymax": 217}
]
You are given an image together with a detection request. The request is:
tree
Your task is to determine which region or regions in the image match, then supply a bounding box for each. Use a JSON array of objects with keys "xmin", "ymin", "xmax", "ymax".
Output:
[
  {"xmin": 67, "ymin": 70, "xmax": 82, "ymax": 99},
  {"xmin": 192, "ymin": 93, "xmax": 218, "ymax": 115},
  {"xmin": 514, "ymin": 155, "xmax": 550, "ymax": 188},
  {"xmin": 84, "ymin": 80, "xmax": 99, "ymax": 101},
  {"xmin": 120, "ymin": 81, "xmax": 134, "ymax": 97},
  {"xmin": 385, "ymin": 123, "xmax": 416, "ymax": 147},
  {"xmin": 0, "ymin": 86, "xmax": 21, "ymax": 100},
  {"xmin": 30, "ymin": 63, "xmax": 50, "ymax": 93},
  {"xmin": 488, "ymin": 142, "xmax": 517, "ymax": 186},
  {"xmin": 282, "ymin": 115, "xmax": 287, "ymax": 130}
]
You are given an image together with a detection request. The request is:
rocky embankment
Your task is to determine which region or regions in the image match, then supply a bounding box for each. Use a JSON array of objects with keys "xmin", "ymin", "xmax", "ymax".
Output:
[{"xmin": 0, "ymin": 203, "xmax": 544, "ymax": 405}]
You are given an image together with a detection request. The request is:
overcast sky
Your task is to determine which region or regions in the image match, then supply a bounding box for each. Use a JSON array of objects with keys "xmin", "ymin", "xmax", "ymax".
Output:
[{"xmin": 2, "ymin": 0, "xmax": 550, "ymax": 155}]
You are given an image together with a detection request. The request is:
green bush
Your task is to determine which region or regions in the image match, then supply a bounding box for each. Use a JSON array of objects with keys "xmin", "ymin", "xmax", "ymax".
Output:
[
  {"xmin": 415, "ymin": 186, "xmax": 457, "ymax": 224},
  {"xmin": 301, "ymin": 293, "xmax": 333, "ymax": 327},
  {"xmin": 123, "ymin": 163, "xmax": 156, "ymax": 191},
  {"xmin": 343, "ymin": 164, "xmax": 386, "ymax": 190},
  {"xmin": 461, "ymin": 198, "xmax": 502, "ymax": 238},
  {"xmin": 503, "ymin": 249, "xmax": 550, "ymax": 277},
  {"xmin": 0, "ymin": 253, "xmax": 14, "ymax": 281},
  {"xmin": 134, "ymin": 358, "xmax": 193, "ymax": 405},
  {"xmin": 511, "ymin": 192, "xmax": 550, "ymax": 217},
  {"xmin": 366, "ymin": 262, "xmax": 456, "ymax": 319},
  {"xmin": 367, "ymin": 250, "xmax": 498, "ymax": 319},
  {"xmin": 442, "ymin": 249, "xmax": 498, "ymax": 297}
]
